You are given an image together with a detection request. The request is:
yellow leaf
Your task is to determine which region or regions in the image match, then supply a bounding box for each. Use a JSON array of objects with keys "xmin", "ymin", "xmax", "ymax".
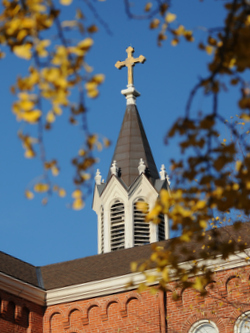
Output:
[
  {"xmin": 72, "ymin": 189, "xmax": 82, "ymax": 198},
  {"xmin": 34, "ymin": 183, "xmax": 49, "ymax": 192},
  {"xmin": 25, "ymin": 149, "xmax": 35, "ymax": 158},
  {"xmin": 195, "ymin": 200, "xmax": 206, "ymax": 210},
  {"xmin": 232, "ymin": 183, "xmax": 239, "ymax": 190},
  {"xmin": 85, "ymin": 82, "xmax": 97, "ymax": 90},
  {"xmin": 130, "ymin": 261, "xmax": 138, "ymax": 272},
  {"xmin": 78, "ymin": 149, "xmax": 86, "ymax": 156},
  {"xmin": 160, "ymin": 188, "xmax": 169, "ymax": 203},
  {"xmin": 146, "ymin": 274, "xmax": 156, "ymax": 283},
  {"xmin": 144, "ymin": 2, "xmax": 152, "ymax": 12},
  {"xmin": 78, "ymin": 37, "xmax": 94, "ymax": 50},
  {"xmin": 72, "ymin": 198, "xmax": 84, "ymax": 210},
  {"xmin": 150, "ymin": 18, "xmax": 160, "ymax": 29},
  {"xmin": 22, "ymin": 110, "xmax": 42, "ymax": 123},
  {"xmin": 53, "ymin": 105, "xmax": 62, "ymax": 115},
  {"xmin": 136, "ymin": 201, "xmax": 148, "ymax": 214},
  {"xmin": 171, "ymin": 38, "xmax": 179, "ymax": 46},
  {"xmin": 25, "ymin": 190, "xmax": 34, "ymax": 199},
  {"xmin": 17, "ymin": 30, "xmax": 28, "ymax": 42},
  {"xmin": 19, "ymin": 99, "xmax": 35, "ymax": 111},
  {"xmin": 87, "ymin": 88, "xmax": 99, "ymax": 98},
  {"xmin": 193, "ymin": 277, "xmax": 205, "ymax": 292},
  {"xmin": 88, "ymin": 25, "xmax": 98, "ymax": 33},
  {"xmin": 205, "ymin": 45, "xmax": 214, "ymax": 55},
  {"xmin": 162, "ymin": 267, "xmax": 169, "ymax": 282},
  {"xmin": 46, "ymin": 111, "xmax": 55, "ymax": 123},
  {"xmin": 93, "ymin": 74, "xmax": 105, "ymax": 84},
  {"xmin": 36, "ymin": 39, "xmax": 50, "ymax": 57},
  {"xmin": 13, "ymin": 44, "xmax": 32, "ymax": 60},
  {"xmin": 165, "ymin": 12, "xmax": 176, "ymax": 23},
  {"xmin": 103, "ymin": 138, "xmax": 110, "ymax": 147},
  {"xmin": 81, "ymin": 173, "xmax": 91, "ymax": 180},
  {"xmin": 199, "ymin": 220, "xmax": 207, "ymax": 229},
  {"xmin": 180, "ymin": 232, "xmax": 192, "ymax": 242},
  {"xmin": 235, "ymin": 160, "xmax": 242, "ymax": 172},
  {"xmin": 60, "ymin": 0, "xmax": 73, "ymax": 5},
  {"xmin": 58, "ymin": 188, "xmax": 66, "ymax": 197},
  {"xmin": 52, "ymin": 166, "xmax": 59, "ymax": 176}
]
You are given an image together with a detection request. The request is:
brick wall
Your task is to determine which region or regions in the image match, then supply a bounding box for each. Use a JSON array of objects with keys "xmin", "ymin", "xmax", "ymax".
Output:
[
  {"xmin": 166, "ymin": 266, "xmax": 250, "ymax": 333},
  {"xmin": 44, "ymin": 289, "xmax": 164, "ymax": 333},
  {"xmin": 0, "ymin": 289, "xmax": 44, "ymax": 333}
]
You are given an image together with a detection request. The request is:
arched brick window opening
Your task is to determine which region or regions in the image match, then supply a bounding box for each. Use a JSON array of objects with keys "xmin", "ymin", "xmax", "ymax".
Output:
[
  {"xmin": 110, "ymin": 200, "xmax": 125, "ymax": 251},
  {"xmin": 189, "ymin": 320, "xmax": 219, "ymax": 333},
  {"xmin": 7, "ymin": 301, "xmax": 15, "ymax": 322},
  {"xmin": 234, "ymin": 311, "xmax": 250, "ymax": 333},
  {"xmin": 133, "ymin": 199, "xmax": 150, "ymax": 246},
  {"xmin": 22, "ymin": 307, "xmax": 29, "ymax": 328}
]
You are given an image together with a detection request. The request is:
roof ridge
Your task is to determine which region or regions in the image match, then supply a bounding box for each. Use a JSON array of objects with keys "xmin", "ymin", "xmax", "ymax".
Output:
[{"xmin": 0, "ymin": 250, "xmax": 35, "ymax": 268}]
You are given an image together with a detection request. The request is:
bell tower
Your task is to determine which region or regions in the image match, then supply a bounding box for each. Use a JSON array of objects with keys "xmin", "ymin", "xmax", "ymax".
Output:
[{"xmin": 92, "ymin": 47, "xmax": 170, "ymax": 254}]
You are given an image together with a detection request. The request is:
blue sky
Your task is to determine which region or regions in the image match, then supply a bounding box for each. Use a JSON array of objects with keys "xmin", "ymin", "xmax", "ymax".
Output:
[{"xmin": 0, "ymin": 1, "xmax": 237, "ymax": 266}]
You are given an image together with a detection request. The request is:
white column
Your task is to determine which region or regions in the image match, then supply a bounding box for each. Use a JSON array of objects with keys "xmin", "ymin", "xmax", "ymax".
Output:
[
  {"xmin": 103, "ymin": 207, "xmax": 110, "ymax": 253},
  {"xmin": 165, "ymin": 215, "xmax": 170, "ymax": 240},
  {"xmin": 125, "ymin": 200, "xmax": 133, "ymax": 249}
]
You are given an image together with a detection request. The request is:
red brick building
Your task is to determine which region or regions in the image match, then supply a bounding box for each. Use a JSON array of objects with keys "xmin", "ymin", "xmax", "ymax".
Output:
[{"xmin": 1, "ymin": 48, "xmax": 250, "ymax": 333}]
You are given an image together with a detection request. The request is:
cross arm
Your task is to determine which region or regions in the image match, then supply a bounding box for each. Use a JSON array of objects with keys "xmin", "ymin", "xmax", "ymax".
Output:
[{"xmin": 115, "ymin": 61, "xmax": 125, "ymax": 70}]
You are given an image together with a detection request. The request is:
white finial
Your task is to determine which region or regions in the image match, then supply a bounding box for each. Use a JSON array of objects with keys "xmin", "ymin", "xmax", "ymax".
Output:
[
  {"xmin": 110, "ymin": 160, "xmax": 118, "ymax": 176},
  {"xmin": 121, "ymin": 85, "xmax": 140, "ymax": 105},
  {"xmin": 138, "ymin": 158, "xmax": 146, "ymax": 174},
  {"xmin": 160, "ymin": 164, "xmax": 171, "ymax": 186},
  {"xmin": 102, "ymin": 179, "xmax": 104, "ymax": 183},
  {"xmin": 160, "ymin": 164, "xmax": 166, "ymax": 180},
  {"xmin": 166, "ymin": 174, "xmax": 171, "ymax": 186},
  {"xmin": 95, "ymin": 169, "xmax": 102, "ymax": 185}
]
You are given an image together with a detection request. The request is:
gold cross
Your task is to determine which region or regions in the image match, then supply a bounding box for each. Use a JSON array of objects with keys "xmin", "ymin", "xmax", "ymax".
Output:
[{"xmin": 115, "ymin": 46, "xmax": 146, "ymax": 86}]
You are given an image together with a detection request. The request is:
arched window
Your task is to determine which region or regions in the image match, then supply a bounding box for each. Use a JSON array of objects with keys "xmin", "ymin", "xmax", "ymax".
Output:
[
  {"xmin": 7, "ymin": 301, "xmax": 15, "ymax": 322},
  {"xmin": 101, "ymin": 206, "xmax": 104, "ymax": 254},
  {"xmin": 189, "ymin": 320, "xmax": 219, "ymax": 333},
  {"xmin": 158, "ymin": 213, "xmax": 165, "ymax": 241},
  {"xmin": 22, "ymin": 307, "xmax": 29, "ymax": 328},
  {"xmin": 133, "ymin": 199, "xmax": 150, "ymax": 246},
  {"xmin": 110, "ymin": 200, "xmax": 125, "ymax": 251},
  {"xmin": 234, "ymin": 311, "xmax": 250, "ymax": 332}
]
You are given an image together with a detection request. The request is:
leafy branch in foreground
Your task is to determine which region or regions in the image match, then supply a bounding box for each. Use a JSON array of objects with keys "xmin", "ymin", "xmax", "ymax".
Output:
[
  {"xmin": 0, "ymin": 0, "xmax": 109, "ymax": 208},
  {"xmin": 128, "ymin": 0, "xmax": 250, "ymax": 292}
]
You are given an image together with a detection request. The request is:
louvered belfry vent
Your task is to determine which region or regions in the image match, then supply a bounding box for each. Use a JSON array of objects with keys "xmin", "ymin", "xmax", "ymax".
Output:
[
  {"xmin": 101, "ymin": 207, "xmax": 104, "ymax": 254},
  {"xmin": 110, "ymin": 200, "xmax": 125, "ymax": 251},
  {"xmin": 134, "ymin": 199, "xmax": 150, "ymax": 246},
  {"xmin": 158, "ymin": 214, "xmax": 165, "ymax": 241}
]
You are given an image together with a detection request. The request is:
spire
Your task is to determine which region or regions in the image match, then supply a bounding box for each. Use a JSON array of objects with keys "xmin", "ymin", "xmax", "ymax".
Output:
[
  {"xmin": 107, "ymin": 103, "xmax": 159, "ymax": 186},
  {"xmin": 107, "ymin": 47, "xmax": 159, "ymax": 187}
]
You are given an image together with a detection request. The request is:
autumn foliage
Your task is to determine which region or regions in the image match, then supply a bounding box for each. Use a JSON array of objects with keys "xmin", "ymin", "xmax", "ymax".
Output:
[{"xmin": 2, "ymin": 0, "xmax": 250, "ymax": 292}]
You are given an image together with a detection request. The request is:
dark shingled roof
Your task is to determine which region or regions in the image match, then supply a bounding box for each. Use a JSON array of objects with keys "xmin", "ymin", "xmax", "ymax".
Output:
[
  {"xmin": 0, "ymin": 251, "xmax": 39, "ymax": 287},
  {"xmin": 40, "ymin": 244, "xmax": 155, "ymax": 290},
  {"xmin": 1, "ymin": 222, "xmax": 250, "ymax": 291},
  {"xmin": 107, "ymin": 104, "xmax": 159, "ymax": 187}
]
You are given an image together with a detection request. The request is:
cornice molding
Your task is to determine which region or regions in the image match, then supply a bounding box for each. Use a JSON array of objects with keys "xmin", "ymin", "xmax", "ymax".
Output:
[
  {"xmin": 1, "ymin": 249, "xmax": 250, "ymax": 307},
  {"xmin": 0, "ymin": 272, "xmax": 45, "ymax": 306},
  {"xmin": 46, "ymin": 271, "xmax": 146, "ymax": 306}
]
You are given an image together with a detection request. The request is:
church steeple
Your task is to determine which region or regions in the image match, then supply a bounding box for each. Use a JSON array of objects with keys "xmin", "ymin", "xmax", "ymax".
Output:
[
  {"xmin": 92, "ymin": 47, "xmax": 170, "ymax": 254},
  {"xmin": 107, "ymin": 104, "xmax": 159, "ymax": 187}
]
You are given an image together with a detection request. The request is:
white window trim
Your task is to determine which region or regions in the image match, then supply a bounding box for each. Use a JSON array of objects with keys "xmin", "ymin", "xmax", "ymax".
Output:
[
  {"xmin": 234, "ymin": 311, "xmax": 250, "ymax": 333},
  {"xmin": 189, "ymin": 319, "xmax": 219, "ymax": 333}
]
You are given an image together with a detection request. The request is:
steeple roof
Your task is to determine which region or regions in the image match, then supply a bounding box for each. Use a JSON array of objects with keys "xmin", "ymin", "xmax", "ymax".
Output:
[{"xmin": 107, "ymin": 104, "xmax": 159, "ymax": 187}]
